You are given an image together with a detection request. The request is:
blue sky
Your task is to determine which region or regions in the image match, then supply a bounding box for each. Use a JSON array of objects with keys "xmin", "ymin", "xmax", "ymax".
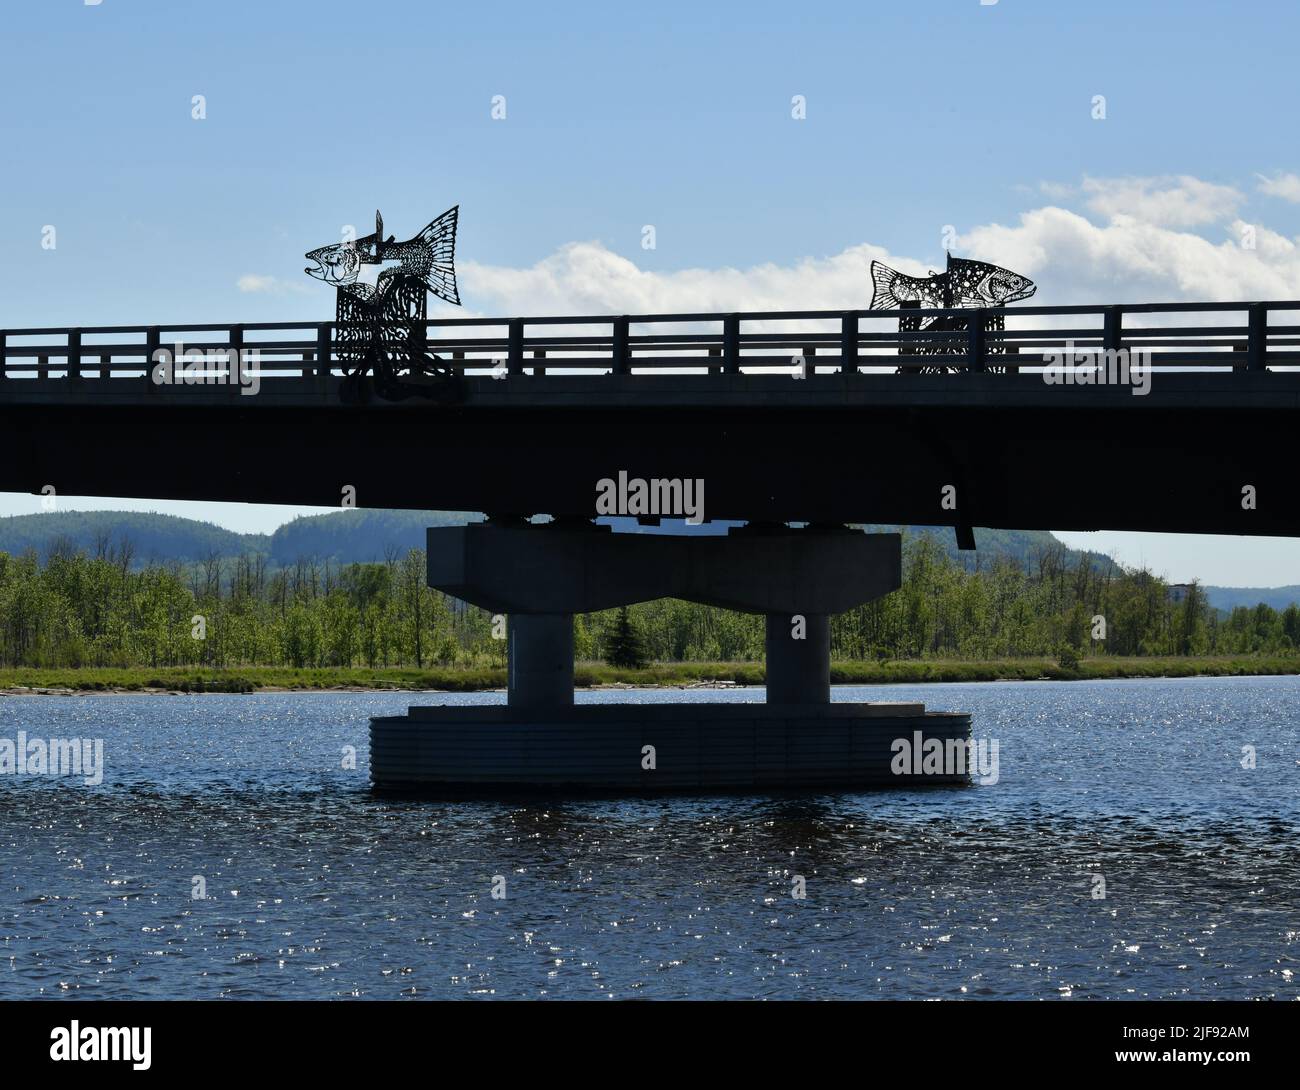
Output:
[{"xmin": 2, "ymin": 0, "xmax": 1299, "ymax": 584}]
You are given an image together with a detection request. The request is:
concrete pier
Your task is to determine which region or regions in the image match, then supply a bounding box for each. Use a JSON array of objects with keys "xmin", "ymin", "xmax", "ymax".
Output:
[
  {"xmin": 765, "ymin": 612, "xmax": 830, "ymax": 704},
  {"xmin": 370, "ymin": 521, "xmax": 973, "ymax": 794},
  {"xmin": 508, "ymin": 613, "xmax": 573, "ymax": 708}
]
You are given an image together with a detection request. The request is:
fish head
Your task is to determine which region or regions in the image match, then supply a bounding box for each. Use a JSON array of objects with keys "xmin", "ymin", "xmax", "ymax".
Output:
[
  {"xmin": 985, "ymin": 267, "xmax": 1036, "ymax": 305},
  {"xmin": 948, "ymin": 257, "xmax": 1036, "ymax": 306},
  {"xmin": 304, "ymin": 240, "xmax": 363, "ymax": 286},
  {"xmin": 304, "ymin": 227, "xmax": 384, "ymax": 289}
]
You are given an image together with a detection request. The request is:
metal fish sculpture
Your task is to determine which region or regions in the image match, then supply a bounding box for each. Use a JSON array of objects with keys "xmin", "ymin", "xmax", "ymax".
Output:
[
  {"xmin": 305, "ymin": 206, "xmax": 460, "ymax": 306},
  {"xmin": 870, "ymin": 253, "xmax": 1035, "ymax": 310}
]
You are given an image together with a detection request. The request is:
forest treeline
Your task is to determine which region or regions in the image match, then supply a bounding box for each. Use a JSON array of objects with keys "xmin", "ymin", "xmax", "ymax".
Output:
[{"xmin": 0, "ymin": 531, "xmax": 1297, "ymax": 670}]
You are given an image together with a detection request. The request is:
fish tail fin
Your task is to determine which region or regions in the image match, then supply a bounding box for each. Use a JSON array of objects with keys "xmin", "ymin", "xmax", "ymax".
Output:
[
  {"xmin": 869, "ymin": 260, "xmax": 902, "ymax": 310},
  {"xmin": 416, "ymin": 205, "xmax": 461, "ymax": 306}
]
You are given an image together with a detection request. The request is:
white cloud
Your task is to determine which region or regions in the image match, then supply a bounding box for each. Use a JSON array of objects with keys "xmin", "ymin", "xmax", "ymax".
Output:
[
  {"xmin": 960, "ymin": 207, "xmax": 1298, "ymax": 303},
  {"xmin": 1256, "ymin": 171, "xmax": 1300, "ymax": 203},
  {"xmin": 461, "ymin": 241, "xmax": 932, "ymax": 317},
  {"xmin": 459, "ymin": 177, "xmax": 1299, "ymax": 319},
  {"xmin": 1079, "ymin": 175, "xmax": 1242, "ymax": 228}
]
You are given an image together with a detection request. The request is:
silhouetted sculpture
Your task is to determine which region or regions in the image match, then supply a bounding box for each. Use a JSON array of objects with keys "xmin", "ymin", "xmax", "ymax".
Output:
[
  {"xmin": 305, "ymin": 207, "xmax": 462, "ymax": 401},
  {"xmin": 870, "ymin": 254, "xmax": 1036, "ymax": 374}
]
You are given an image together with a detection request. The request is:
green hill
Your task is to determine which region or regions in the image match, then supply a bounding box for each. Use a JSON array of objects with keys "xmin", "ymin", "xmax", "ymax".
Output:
[
  {"xmin": 0, "ymin": 509, "xmax": 481, "ymax": 567},
  {"xmin": 0, "ymin": 511, "xmax": 264, "ymax": 563},
  {"xmin": 269, "ymin": 509, "xmax": 480, "ymax": 564},
  {"xmin": 0, "ymin": 508, "xmax": 1124, "ymax": 576}
]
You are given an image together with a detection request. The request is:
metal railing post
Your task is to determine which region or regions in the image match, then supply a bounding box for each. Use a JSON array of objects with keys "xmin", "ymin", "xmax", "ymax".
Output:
[
  {"xmin": 145, "ymin": 326, "xmax": 160, "ymax": 391},
  {"xmin": 1103, "ymin": 306, "xmax": 1123, "ymax": 353},
  {"xmin": 316, "ymin": 323, "xmax": 331, "ymax": 378},
  {"xmin": 67, "ymin": 328, "xmax": 81, "ymax": 379},
  {"xmin": 229, "ymin": 326, "xmax": 244, "ymax": 391},
  {"xmin": 507, "ymin": 319, "xmax": 524, "ymax": 376},
  {"xmin": 840, "ymin": 311, "xmax": 859, "ymax": 373},
  {"xmin": 611, "ymin": 315, "xmax": 630, "ymax": 375},
  {"xmin": 1247, "ymin": 303, "xmax": 1267, "ymax": 372},
  {"xmin": 967, "ymin": 309, "xmax": 986, "ymax": 372},
  {"xmin": 0, "ymin": 331, "xmax": 6, "ymax": 380},
  {"xmin": 722, "ymin": 314, "xmax": 740, "ymax": 374}
]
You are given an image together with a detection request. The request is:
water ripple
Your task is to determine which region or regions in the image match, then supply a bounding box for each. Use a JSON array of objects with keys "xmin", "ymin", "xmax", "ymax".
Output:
[{"xmin": 0, "ymin": 678, "xmax": 1297, "ymax": 999}]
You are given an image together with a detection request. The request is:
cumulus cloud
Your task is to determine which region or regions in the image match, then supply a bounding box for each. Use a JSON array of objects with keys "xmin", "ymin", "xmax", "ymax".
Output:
[
  {"xmin": 458, "ymin": 174, "xmax": 1299, "ymax": 319},
  {"xmin": 461, "ymin": 241, "xmax": 931, "ymax": 317},
  {"xmin": 1079, "ymin": 175, "xmax": 1242, "ymax": 228},
  {"xmin": 1256, "ymin": 171, "xmax": 1300, "ymax": 203},
  {"xmin": 962, "ymin": 208, "xmax": 1300, "ymax": 304}
]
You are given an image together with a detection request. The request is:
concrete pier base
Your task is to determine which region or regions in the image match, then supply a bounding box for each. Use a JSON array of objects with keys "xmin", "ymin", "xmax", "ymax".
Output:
[
  {"xmin": 370, "ymin": 702, "xmax": 972, "ymax": 794},
  {"xmin": 368, "ymin": 521, "xmax": 974, "ymax": 795}
]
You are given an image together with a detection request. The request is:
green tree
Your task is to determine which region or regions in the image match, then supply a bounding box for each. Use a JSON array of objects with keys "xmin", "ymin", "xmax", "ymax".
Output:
[{"xmin": 605, "ymin": 606, "xmax": 649, "ymax": 669}]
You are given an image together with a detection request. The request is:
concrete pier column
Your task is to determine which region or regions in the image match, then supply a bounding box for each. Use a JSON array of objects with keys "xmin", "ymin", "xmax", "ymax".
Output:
[
  {"xmin": 508, "ymin": 614, "xmax": 574, "ymax": 708},
  {"xmin": 764, "ymin": 612, "xmax": 830, "ymax": 704}
]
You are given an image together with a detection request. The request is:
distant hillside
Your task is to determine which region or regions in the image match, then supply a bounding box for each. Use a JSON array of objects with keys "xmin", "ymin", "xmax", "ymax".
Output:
[
  {"xmin": 874, "ymin": 525, "xmax": 1119, "ymax": 571},
  {"xmin": 1203, "ymin": 585, "xmax": 1300, "ymax": 613},
  {"xmin": 0, "ymin": 509, "xmax": 479, "ymax": 567},
  {"xmin": 269, "ymin": 510, "xmax": 480, "ymax": 564},
  {"xmin": 0, "ymin": 511, "xmax": 264, "ymax": 564},
  {"xmin": 0, "ymin": 509, "xmax": 1130, "ymax": 576}
]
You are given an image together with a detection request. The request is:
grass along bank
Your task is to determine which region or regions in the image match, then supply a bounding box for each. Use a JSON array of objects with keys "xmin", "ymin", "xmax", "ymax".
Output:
[{"xmin": 1, "ymin": 656, "xmax": 1299, "ymax": 694}]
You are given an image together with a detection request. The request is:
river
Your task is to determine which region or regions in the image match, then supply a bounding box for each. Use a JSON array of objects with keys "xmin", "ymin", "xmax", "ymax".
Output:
[{"xmin": 1, "ymin": 676, "xmax": 1297, "ymax": 999}]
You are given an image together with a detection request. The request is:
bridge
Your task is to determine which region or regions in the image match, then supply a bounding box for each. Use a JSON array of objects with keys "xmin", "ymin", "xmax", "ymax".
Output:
[
  {"xmin": 7, "ymin": 297, "xmax": 1296, "ymax": 790},
  {"xmin": 2, "ymin": 299, "xmax": 1297, "ymax": 541}
]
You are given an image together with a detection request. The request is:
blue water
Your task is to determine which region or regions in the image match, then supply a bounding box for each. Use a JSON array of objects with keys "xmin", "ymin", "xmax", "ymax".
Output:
[{"xmin": 0, "ymin": 677, "xmax": 1297, "ymax": 1000}]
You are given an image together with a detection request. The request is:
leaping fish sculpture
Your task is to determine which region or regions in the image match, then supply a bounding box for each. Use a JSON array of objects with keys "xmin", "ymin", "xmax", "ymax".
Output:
[
  {"xmin": 869, "ymin": 253, "xmax": 1036, "ymax": 310},
  {"xmin": 305, "ymin": 206, "xmax": 460, "ymax": 306},
  {"xmin": 304, "ymin": 206, "xmax": 463, "ymax": 403}
]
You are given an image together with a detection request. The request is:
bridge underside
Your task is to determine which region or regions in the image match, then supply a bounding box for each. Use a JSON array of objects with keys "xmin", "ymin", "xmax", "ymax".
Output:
[{"xmin": 3, "ymin": 372, "xmax": 1298, "ymax": 536}]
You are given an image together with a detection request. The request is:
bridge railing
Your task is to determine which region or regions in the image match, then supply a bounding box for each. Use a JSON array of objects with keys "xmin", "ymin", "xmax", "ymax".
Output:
[{"xmin": 2, "ymin": 301, "xmax": 1299, "ymax": 382}]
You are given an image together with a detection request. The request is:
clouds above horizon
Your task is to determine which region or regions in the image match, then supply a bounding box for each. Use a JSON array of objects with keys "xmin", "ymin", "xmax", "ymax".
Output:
[
  {"xmin": 236, "ymin": 173, "xmax": 1300, "ymax": 316},
  {"xmin": 1078, "ymin": 175, "xmax": 1242, "ymax": 228},
  {"xmin": 1256, "ymin": 171, "xmax": 1300, "ymax": 203}
]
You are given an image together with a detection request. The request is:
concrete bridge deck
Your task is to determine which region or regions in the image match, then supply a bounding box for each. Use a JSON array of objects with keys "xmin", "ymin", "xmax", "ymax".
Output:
[{"xmin": 3, "ymin": 301, "xmax": 1298, "ymax": 538}]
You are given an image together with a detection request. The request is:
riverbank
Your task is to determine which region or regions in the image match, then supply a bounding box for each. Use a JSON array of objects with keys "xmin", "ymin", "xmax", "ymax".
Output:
[{"xmin": 2, "ymin": 655, "xmax": 1299, "ymax": 694}]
